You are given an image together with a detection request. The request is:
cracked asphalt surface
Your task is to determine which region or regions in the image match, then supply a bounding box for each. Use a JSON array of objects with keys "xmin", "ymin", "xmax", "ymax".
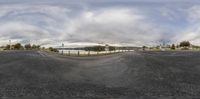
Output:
[{"xmin": 0, "ymin": 51, "xmax": 200, "ymax": 99}]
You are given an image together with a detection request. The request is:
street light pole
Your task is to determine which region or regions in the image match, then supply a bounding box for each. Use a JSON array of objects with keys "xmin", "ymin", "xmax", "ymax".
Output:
[{"xmin": 62, "ymin": 43, "xmax": 64, "ymax": 55}]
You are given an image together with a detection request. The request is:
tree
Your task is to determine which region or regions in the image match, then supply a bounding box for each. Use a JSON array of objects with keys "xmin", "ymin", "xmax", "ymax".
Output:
[
  {"xmin": 24, "ymin": 44, "xmax": 32, "ymax": 50},
  {"xmin": 142, "ymin": 46, "xmax": 147, "ymax": 51},
  {"xmin": 171, "ymin": 44, "xmax": 176, "ymax": 50},
  {"xmin": 14, "ymin": 43, "xmax": 23, "ymax": 50},
  {"xmin": 5, "ymin": 45, "xmax": 11, "ymax": 50},
  {"xmin": 49, "ymin": 47, "xmax": 53, "ymax": 51},
  {"xmin": 180, "ymin": 41, "xmax": 191, "ymax": 47},
  {"xmin": 109, "ymin": 46, "xmax": 116, "ymax": 51},
  {"xmin": 49, "ymin": 47, "xmax": 59, "ymax": 52},
  {"xmin": 84, "ymin": 46, "xmax": 105, "ymax": 52},
  {"xmin": 31, "ymin": 44, "xmax": 40, "ymax": 50},
  {"xmin": 32, "ymin": 44, "xmax": 37, "ymax": 49},
  {"xmin": 36, "ymin": 45, "xmax": 40, "ymax": 49}
]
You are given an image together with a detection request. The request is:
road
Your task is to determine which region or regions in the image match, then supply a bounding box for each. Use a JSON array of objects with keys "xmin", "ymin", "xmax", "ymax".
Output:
[{"xmin": 0, "ymin": 51, "xmax": 200, "ymax": 99}]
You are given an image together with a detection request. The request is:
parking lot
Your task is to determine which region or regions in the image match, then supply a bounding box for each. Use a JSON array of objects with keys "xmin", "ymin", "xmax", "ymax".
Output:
[{"xmin": 0, "ymin": 51, "xmax": 200, "ymax": 99}]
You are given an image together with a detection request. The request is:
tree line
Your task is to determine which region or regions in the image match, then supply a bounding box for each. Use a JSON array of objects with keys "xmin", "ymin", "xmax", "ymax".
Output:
[
  {"xmin": 144, "ymin": 41, "xmax": 199, "ymax": 50},
  {"xmin": 84, "ymin": 46, "xmax": 137, "ymax": 52},
  {"xmin": 171, "ymin": 41, "xmax": 191, "ymax": 50},
  {"xmin": 1, "ymin": 43, "xmax": 60, "ymax": 53},
  {"xmin": 3, "ymin": 43, "xmax": 41, "ymax": 50},
  {"xmin": 84, "ymin": 46, "xmax": 120, "ymax": 52}
]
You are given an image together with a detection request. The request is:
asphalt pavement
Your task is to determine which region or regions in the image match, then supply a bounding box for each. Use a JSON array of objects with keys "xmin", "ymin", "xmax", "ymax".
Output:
[{"xmin": 0, "ymin": 50, "xmax": 200, "ymax": 99}]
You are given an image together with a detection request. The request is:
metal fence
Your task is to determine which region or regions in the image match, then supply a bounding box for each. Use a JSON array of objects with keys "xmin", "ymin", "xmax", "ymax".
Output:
[{"xmin": 59, "ymin": 50, "xmax": 134, "ymax": 56}]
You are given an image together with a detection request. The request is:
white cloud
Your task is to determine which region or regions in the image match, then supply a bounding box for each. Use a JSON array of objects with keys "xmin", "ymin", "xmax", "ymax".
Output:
[
  {"xmin": 160, "ymin": 7, "xmax": 182, "ymax": 21},
  {"xmin": 62, "ymin": 8, "xmax": 163, "ymax": 46},
  {"xmin": 173, "ymin": 5, "xmax": 200, "ymax": 45},
  {"xmin": 0, "ymin": 4, "xmax": 164, "ymax": 47},
  {"xmin": 173, "ymin": 27, "xmax": 200, "ymax": 45},
  {"xmin": 187, "ymin": 6, "xmax": 200, "ymax": 22}
]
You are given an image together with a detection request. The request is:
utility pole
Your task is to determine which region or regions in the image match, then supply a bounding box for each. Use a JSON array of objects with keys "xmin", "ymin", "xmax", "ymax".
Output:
[
  {"xmin": 62, "ymin": 43, "xmax": 64, "ymax": 55},
  {"xmin": 9, "ymin": 40, "xmax": 11, "ymax": 50}
]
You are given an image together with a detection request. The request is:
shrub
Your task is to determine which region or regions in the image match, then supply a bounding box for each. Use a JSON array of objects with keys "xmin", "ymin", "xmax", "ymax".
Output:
[
  {"xmin": 49, "ymin": 47, "xmax": 59, "ymax": 52},
  {"xmin": 24, "ymin": 44, "xmax": 32, "ymax": 50},
  {"xmin": 180, "ymin": 41, "xmax": 191, "ymax": 47},
  {"xmin": 171, "ymin": 44, "xmax": 176, "ymax": 50},
  {"xmin": 14, "ymin": 43, "xmax": 23, "ymax": 50}
]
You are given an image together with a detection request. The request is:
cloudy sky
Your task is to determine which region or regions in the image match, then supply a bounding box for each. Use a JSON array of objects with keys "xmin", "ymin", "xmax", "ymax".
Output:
[{"xmin": 0, "ymin": 0, "xmax": 200, "ymax": 47}]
